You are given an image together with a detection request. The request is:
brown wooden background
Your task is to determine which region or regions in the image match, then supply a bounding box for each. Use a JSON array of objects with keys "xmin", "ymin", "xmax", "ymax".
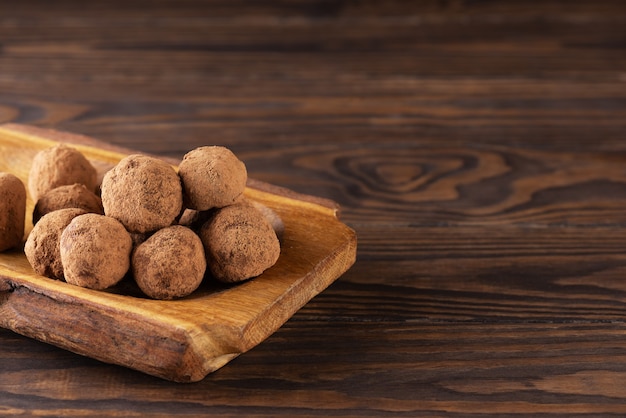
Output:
[{"xmin": 1, "ymin": 1, "xmax": 626, "ymax": 416}]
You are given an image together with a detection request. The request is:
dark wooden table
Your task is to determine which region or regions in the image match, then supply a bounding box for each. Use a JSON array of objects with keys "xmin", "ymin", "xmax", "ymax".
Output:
[{"xmin": 1, "ymin": 1, "xmax": 626, "ymax": 416}]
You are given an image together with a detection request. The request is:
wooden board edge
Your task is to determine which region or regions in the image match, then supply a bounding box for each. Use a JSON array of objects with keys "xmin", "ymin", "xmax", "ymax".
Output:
[
  {"xmin": 185, "ymin": 229, "xmax": 357, "ymax": 382},
  {"xmin": 0, "ymin": 279, "xmax": 199, "ymax": 381},
  {"xmin": 241, "ymin": 225, "xmax": 358, "ymax": 349}
]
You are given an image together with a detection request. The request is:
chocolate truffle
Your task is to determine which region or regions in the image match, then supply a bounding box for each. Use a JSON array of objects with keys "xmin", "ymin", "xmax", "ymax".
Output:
[
  {"xmin": 33, "ymin": 183, "xmax": 104, "ymax": 224},
  {"xmin": 199, "ymin": 202, "xmax": 280, "ymax": 283},
  {"xmin": 101, "ymin": 154, "xmax": 183, "ymax": 233},
  {"xmin": 0, "ymin": 173, "xmax": 26, "ymax": 252},
  {"xmin": 24, "ymin": 208, "xmax": 87, "ymax": 280},
  {"xmin": 28, "ymin": 144, "xmax": 98, "ymax": 202},
  {"xmin": 60, "ymin": 213, "xmax": 132, "ymax": 290},
  {"xmin": 132, "ymin": 225, "xmax": 206, "ymax": 300},
  {"xmin": 178, "ymin": 146, "xmax": 247, "ymax": 211}
]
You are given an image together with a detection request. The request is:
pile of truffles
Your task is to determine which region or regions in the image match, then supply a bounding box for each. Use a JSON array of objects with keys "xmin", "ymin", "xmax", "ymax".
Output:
[{"xmin": 1, "ymin": 143, "xmax": 282, "ymax": 300}]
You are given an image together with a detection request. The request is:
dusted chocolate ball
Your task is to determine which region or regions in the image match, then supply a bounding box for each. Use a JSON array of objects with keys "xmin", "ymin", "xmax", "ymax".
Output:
[
  {"xmin": 28, "ymin": 144, "xmax": 98, "ymax": 202},
  {"xmin": 0, "ymin": 173, "xmax": 26, "ymax": 252},
  {"xmin": 24, "ymin": 208, "xmax": 87, "ymax": 280},
  {"xmin": 33, "ymin": 183, "xmax": 104, "ymax": 225},
  {"xmin": 178, "ymin": 146, "xmax": 247, "ymax": 211},
  {"xmin": 101, "ymin": 154, "xmax": 183, "ymax": 233},
  {"xmin": 199, "ymin": 202, "xmax": 280, "ymax": 283},
  {"xmin": 60, "ymin": 213, "xmax": 132, "ymax": 290},
  {"xmin": 132, "ymin": 225, "xmax": 206, "ymax": 300}
]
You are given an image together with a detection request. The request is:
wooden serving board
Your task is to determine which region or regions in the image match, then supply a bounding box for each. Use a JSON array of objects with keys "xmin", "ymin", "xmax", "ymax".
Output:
[{"xmin": 0, "ymin": 123, "xmax": 357, "ymax": 382}]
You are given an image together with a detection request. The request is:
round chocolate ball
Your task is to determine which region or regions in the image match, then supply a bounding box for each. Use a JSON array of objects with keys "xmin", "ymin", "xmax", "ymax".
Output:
[
  {"xmin": 132, "ymin": 225, "xmax": 206, "ymax": 300},
  {"xmin": 60, "ymin": 213, "xmax": 132, "ymax": 290},
  {"xmin": 28, "ymin": 144, "xmax": 97, "ymax": 202},
  {"xmin": 24, "ymin": 208, "xmax": 87, "ymax": 280},
  {"xmin": 33, "ymin": 183, "xmax": 103, "ymax": 224},
  {"xmin": 199, "ymin": 202, "xmax": 280, "ymax": 283},
  {"xmin": 101, "ymin": 154, "xmax": 183, "ymax": 233},
  {"xmin": 178, "ymin": 146, "xmax": 247, "ymax": 211}
]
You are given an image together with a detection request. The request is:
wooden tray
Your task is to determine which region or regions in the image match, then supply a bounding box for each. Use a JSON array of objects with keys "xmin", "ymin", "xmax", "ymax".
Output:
[{"xmin": 0, "ymin": 124, "xmax": 357, "ymax": 382}]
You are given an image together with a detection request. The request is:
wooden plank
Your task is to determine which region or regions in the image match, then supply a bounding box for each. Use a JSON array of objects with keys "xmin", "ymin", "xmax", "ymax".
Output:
[{"xmin": 0, "ymin": 124, "xmax": 357, "ymax": 382}]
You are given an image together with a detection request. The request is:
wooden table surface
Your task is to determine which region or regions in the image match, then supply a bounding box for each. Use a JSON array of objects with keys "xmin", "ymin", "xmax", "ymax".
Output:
[{"xmin": 1, "ymin": 1, "xmax": 626, "ymax": 416}]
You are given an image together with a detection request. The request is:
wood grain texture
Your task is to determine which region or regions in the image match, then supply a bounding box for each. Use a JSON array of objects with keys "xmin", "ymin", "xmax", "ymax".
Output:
[{"xmin": 1, "ymin": 0, "xmax": 626, "ymax": 416}]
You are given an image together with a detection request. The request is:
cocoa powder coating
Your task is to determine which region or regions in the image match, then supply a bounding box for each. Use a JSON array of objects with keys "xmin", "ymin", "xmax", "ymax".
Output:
[
  {"xmin": 101, "ymin": 154, "xmax": 183, "ymax": 233},
  {"xmin": 178, "ymin": 146, "xmax": 247, "ymax": 211},
  {"xmin": 24, "ymin": 208, "xmax": 87, "ymax": 280},
  {"xmin": 132, "ymin": 225, "xmax": 206, "ymax": 300},
  {"xmin": 199, "ymin": 202, "xmax": 280, "ymax": 283},
  {"xmin": 60, "ymin": 213, "xmax": 132, "ymax": 290},
  {"xmin": 0, "ymin": 173, "xmax": 26, "ymax": 252},
  {"xmin": 33, "ymin": 183, "xmax": 104, "ymax": 224},
  {"xmin": 28, "ymin": 144, "xmax": 98, "ymax": 202}
]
